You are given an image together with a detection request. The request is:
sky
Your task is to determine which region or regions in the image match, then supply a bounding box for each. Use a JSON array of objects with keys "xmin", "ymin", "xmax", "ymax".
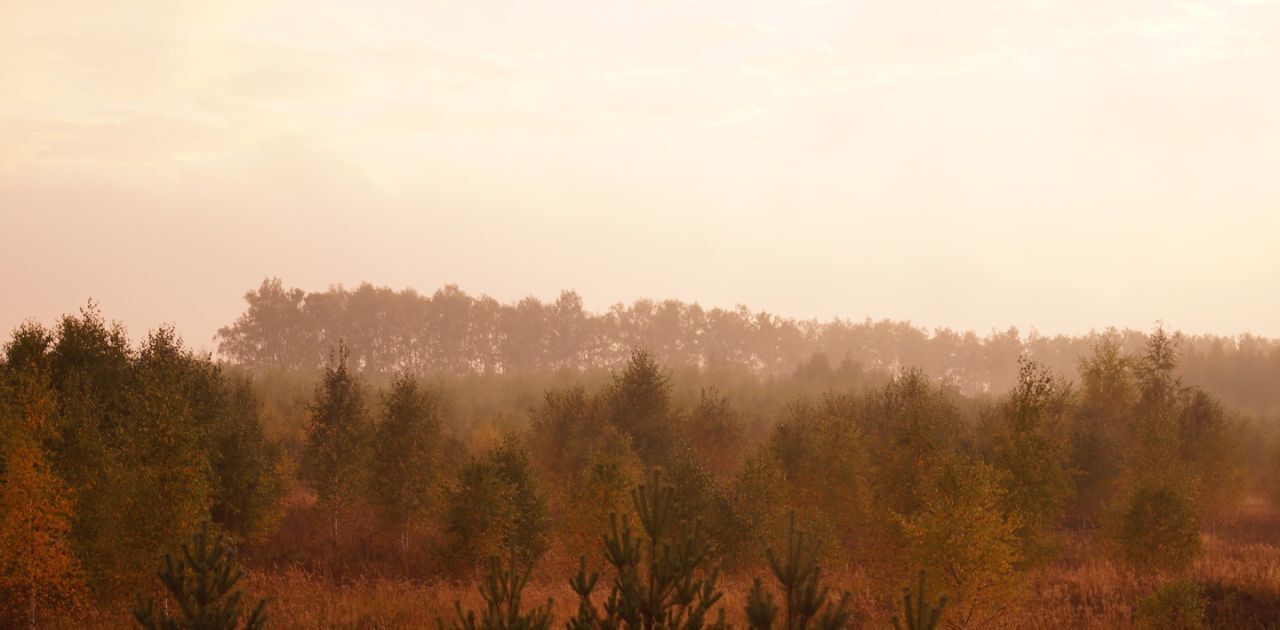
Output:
[{"xmin": 3, "ymin": 0, "xmax": 1279, "ymax": 352}]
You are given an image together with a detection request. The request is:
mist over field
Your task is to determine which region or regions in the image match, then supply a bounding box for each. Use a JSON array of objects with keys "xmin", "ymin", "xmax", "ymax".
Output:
[{"xmin": 5, "ymin": 0, "xmax": 1280, "ymax": 628}]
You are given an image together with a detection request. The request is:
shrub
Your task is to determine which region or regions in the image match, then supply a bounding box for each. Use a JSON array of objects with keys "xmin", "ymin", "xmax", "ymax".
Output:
[
  {"xmin": 1134, "ymin": 580, "xmax": 1205, "ymax": 630},
  {"xmin": 1114, "ymin": 483, "xmax": 1201, "ymax": 573},
  {"xmin": 897, "ymin": 454, "xmax": 1020, "ymax": 627},
  {"xmin": 445, "ymin": 437, "xmax": 550, "ymax": 572},
  {"xmin": 1200, "ymin": 582, "xmax": 1280, "ymax": 628},
  {"xmin": 712, "ymin": 450, "xmax": 793, "ymax": 572}
]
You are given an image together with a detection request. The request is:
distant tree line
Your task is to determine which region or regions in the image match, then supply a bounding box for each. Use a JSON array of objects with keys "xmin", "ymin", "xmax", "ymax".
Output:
[{"xmin": 217, "ymin": 279, "xmax": 1280, "ymax": 415}]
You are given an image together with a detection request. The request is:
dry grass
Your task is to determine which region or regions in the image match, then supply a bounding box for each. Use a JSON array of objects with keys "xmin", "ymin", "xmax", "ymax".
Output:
[
  {"xmin": 59, "ymin": 497, "xmax": 1280, "ymax": 628},
  {"xmin": 241, "ymin": 568, "xmax": 893, "ymax": 629},
  {"xmin": 242, "ymin": 499, "xmax": 1280, "ymax": 628},
  {"xmin": 1006, "ymin": 496, "xmax": 1280, "ymax": 629}
]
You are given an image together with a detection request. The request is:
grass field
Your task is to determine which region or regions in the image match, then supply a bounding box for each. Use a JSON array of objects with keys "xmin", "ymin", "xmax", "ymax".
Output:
[{"xmin": 225, "ymin": 497, "xmax": 1280, "ymax": 629}]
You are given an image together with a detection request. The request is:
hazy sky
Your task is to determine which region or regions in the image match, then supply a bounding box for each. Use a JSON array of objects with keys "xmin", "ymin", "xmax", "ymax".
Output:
[{"xmin": 4, "ymin": 0, "xmax": 1280, "ymax": 351}]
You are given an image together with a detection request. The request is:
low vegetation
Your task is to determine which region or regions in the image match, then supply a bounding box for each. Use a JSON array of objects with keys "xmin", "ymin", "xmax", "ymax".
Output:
[{"xmin": 2, "ymin": 293, "xmax": 1279, "ymax": 627}]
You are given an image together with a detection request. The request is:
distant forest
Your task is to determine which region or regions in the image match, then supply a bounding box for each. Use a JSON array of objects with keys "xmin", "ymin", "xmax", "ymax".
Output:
[{"xmin": 218, "ymin": 278, "xmax": 1280, "ymax": 416}]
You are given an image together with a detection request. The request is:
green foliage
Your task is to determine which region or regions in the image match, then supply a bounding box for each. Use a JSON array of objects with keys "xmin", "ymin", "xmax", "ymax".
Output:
[
  {"xmin": 134, "ymin": 523, "xmax": 266, "ymax": 630},
  {"xmin": 768, "ymin": 398, "xmax": 872, "ymax": 555},
  {"xmin": 300, "ymin": 343, "xmax": 372, "ymax": 539},
  {"xmin": 990, "ymin": 358, "xmax": 1073, "ymax": 562},
  {"xmin": 563, "ymin": 428, "xmax": 642, "ymax": 560},
  {"xmin": 665, "ymin": 452, "xmax": 720, "ymax": 538},
  {"xmin": 744, "ymin": 513, "xmax": 853, "ymax": 630},
  {"xmin": 712, "ymin": 450, "xmax": 793, "ymax": 572},
  {"xmin": 446, "ymin": 437, "xmax": 550, "ymax": 571},
  {"xmin": 897, "ymin": 454, "xmax": 1020, "ymax": 626},
  {"xmin": 605, "ymin": 350, "xmax": 677, "ymax": 465},
  {"xmin": 0, "ymin": 309, "xmax": 288, "ymax": 605},
  {"xmin": 864, "ymin": 370, "xmax": 962, "ymax": 518},
  {"xmin": 47, "ymin": 304, "xmax": 134, "ymax": 421},
  {"xmin": 441, "ymin": 557, "xmax": 552, "ymax": 630},
  {"xmin": 1069, "ymin": 330, "xmax": 1246, "ymax": 531},
  {"xmin": 1129, "ymin": 327, "xmax": 1184, "ymax": 481},
  {"xmin": 528, "ymin": 385, "xmax": 642, "ymax": 559},
  {"xmin": 370, "ymin": 374, "xmax": 444, "ymax": 550},
  {"xmin": 567, "ymin": 469, "xmax": 727, "ymax": 630},
  {"xmin": 528, "ymin": 386, "xmax": 612, "ymax": 484},
  {"xmin": 890, "ymin": 572, "xmax": 947, "ymax": 630},
  {"xmin": 80, "ymin": 327, "xmax": 215, "ymax": 600},
  {"xmin": 1114, "ymin": 483, "xmax": 1201, "ymax": 573},
  {"xmin": 208, "ymin": 377, "xmax": 287, "ymax": 543},
  {"xmin": 1134, "ymin": 580, "xmax": 1205, "ymax": 630},
  {"xmin": 682, "ymin": 388, "xmax": 744, "ymax": 481},
  {"xmin": 1064, "ymin": 340, "xmax": 1136, "ymax": 527},
  {"xmin": 3, "ymin": 322, "xmax": 54, "ymax": 378},
  {"xmin": 1175, "ymin": 389, "xmax": 1244, "ymax": 519}
]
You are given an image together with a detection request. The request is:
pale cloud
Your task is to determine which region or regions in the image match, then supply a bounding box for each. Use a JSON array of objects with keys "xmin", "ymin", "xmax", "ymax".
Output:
[
  {"xmin": 698, "ymin": 105, "xmax": 768, "ymax": 128},
  {"xmin": 668, "ymin": 19, "xmax": 776, "ymax": 43},
  {"xmin": 0, "ymin": 113, "xmax": 231, "ymax": 164}
]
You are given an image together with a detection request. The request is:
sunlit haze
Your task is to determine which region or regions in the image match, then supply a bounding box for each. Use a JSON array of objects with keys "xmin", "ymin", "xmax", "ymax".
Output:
[{"xmin": 4, "ymin": 0, "xmax": 1279, "ymax": 349}]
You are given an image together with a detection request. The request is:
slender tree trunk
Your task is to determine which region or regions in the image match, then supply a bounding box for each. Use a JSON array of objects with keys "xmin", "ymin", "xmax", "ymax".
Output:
[{"xmin": 28, "ymin": 497, "xmax": 37, "ymax": 630}]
